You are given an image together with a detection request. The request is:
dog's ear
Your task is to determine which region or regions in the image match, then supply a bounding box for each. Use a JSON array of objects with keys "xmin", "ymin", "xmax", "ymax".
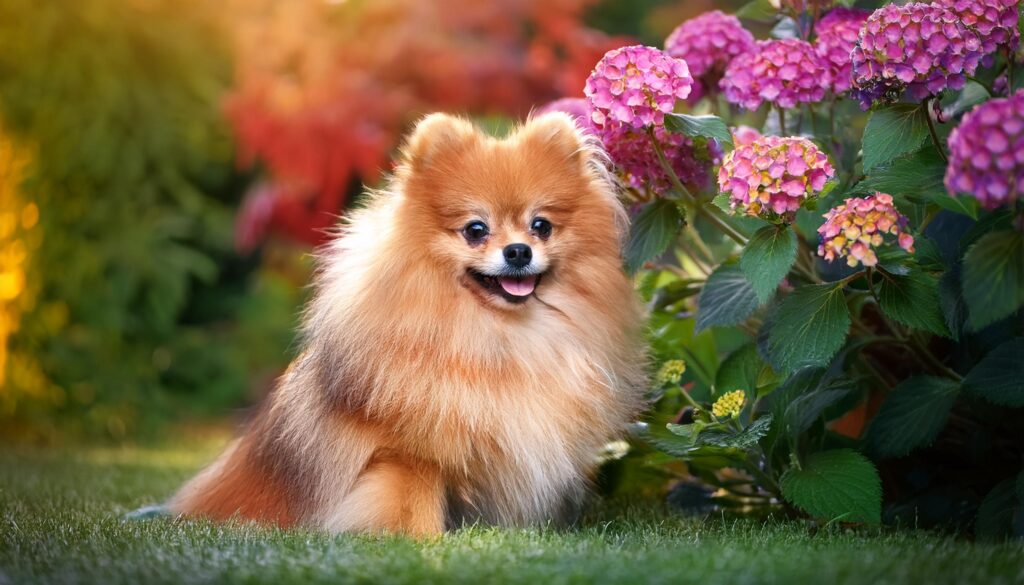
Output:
[
  {"xmin": 401, "ymin": 113, "xmax": 479, "ymax": 171},
  {"xmin": 520, "ymin": 112, "xmax": 589, "ymax": 164}
]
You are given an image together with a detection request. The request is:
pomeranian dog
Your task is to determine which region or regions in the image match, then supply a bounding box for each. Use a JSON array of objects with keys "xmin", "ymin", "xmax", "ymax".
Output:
[{"xmin": 168, "ymin": 112, "xmax": 647, "ymax": 535}]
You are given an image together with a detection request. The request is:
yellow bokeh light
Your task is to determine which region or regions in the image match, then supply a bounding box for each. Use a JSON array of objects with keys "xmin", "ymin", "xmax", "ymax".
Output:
[{"xmin": 0, "ymin": 129, "xmax": 34, "ymax": 390}]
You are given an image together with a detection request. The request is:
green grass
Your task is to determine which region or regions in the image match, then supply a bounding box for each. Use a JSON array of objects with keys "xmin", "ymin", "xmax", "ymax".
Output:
[{"xmin": 1, "ymin": 440, "xmax": 1022, "ymax": 585}]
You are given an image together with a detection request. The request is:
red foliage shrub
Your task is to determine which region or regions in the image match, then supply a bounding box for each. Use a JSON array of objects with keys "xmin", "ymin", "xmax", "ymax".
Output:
[{"xmin": 227, "ymin": 0, "xmax": 627, "ymax": 248}]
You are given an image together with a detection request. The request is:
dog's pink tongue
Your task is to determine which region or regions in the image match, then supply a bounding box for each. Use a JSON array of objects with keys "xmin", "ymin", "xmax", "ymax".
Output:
[{"xmin": 499, "ymin": 276, "xmax": 537, "ymax": 297}]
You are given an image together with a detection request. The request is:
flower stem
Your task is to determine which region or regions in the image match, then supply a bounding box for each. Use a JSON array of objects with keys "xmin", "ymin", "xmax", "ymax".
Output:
[
  {"xmin": 686, "ymin": 230, "xmax": 718, "ymax": 271},
  {"xmin": 1006, "ymin": 47, "xmax": 1015, "ymax": 93},
  {"xmin": 743, "ymin": 458, "xmax": 781, "ymax": 497},
  {"xmin": 865, "ymin": 267, "xmax": 880, "ymax": 303},
  {"xmin": 828, "ymin": 99, "xmax": 837, "ymax": 138},
  {"xmin": 924, "ymin": 98, "xmax": 948, "ymax": 162},
  {"xmin": 778, "ymin": 107, "xmax": 787, "ymax": 134},
  {"xmin": 793, "ymin": 241, "xmax": 823, "ymax": 284},
  {"xmin": 869, "ymin": 268, "xmax": 963, "ymax": 380},
  {"xmin": 918, "ymin": 208, "xmax": 940, "ymax": 232},
  {"xmin": 646, "ymin": 127, "xmax": 749, "ymax": 247},
  {"xmin": 909, "ymin": 333, "xmax": 963, "ymax": 381},
  {"xmin": 810, "ymin": 1, "xmax": 822, "ymax": 40},
  {"xmin": 808, "ymin": 104, "xmax": 820, "ymax": 137}
]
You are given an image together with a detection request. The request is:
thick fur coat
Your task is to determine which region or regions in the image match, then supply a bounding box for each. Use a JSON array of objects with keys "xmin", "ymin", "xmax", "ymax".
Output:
[{"xmin": 169, "ymin": 112, "xmax": 647, "ymax": 535}]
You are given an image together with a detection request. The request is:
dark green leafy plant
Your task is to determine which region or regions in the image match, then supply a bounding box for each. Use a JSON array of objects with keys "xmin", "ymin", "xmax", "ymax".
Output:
[
  {"xmin": 579, "ymin": 0, "xmax": 1024, "ymax": 537},
  {"xmin": 0, "ymin": 0, "xmax": 300, "ymax": 440}
]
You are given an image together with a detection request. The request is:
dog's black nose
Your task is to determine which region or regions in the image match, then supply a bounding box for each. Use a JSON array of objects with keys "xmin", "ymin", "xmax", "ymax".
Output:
[{"xmin": 503, "ymin": 243, "xmax": 532, "ymax": 268}]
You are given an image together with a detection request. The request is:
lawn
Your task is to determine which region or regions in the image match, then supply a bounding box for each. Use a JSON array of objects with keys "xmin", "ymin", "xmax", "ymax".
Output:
[{"xmin": 1, "ymin": 439, "xmax": 1022, "ymax": 585}]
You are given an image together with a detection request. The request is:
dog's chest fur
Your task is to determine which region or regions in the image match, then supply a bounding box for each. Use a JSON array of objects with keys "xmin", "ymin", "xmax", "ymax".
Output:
[{"xmin": 343, "ymin": 315, "xmax": 626, "ymax": 526}]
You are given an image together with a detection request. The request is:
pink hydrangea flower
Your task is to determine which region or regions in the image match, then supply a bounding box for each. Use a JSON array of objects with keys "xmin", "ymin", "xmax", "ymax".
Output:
[
  {"xmin": 535, "ymin": 97, "xmax": 593, "ymax": 132},
  {"xmin": 720, "ymin": 39, "xmax": 831, "ymax": 110},
  {"xmin": 584, "ymin": 45, "xmax": 693, "ymax": 129},
  {"xmin": 599, "ymin": 121, "xmax": 720, "ymax": 193},
  {"xmin": 717, "ymin": 136, "xmax": 834, "ymax": 220},
  {"xmin": 664, "ymin": 11, "xmax": 755, "ymax": 101},
  {"xmin": 815, "ymin": 7, "xmax": 871, "ymax": 94},
  {"xmin": 817, "ymin": 193, "xmax": 915, "ymax": 268},
  {"xmin": 945, "ymin": 89, "xmax": 1024, "ymax": 209},
  {"xmin": 851, "ymin": 3, "xmax": 985, "ymax": 109},
  {"xmin": 933, "ymin": 0, "xmax": 1019, "ymax": 57},
  {"xmin": 732, "ymin": 125, "xmax": 762, "ymax": 147}
]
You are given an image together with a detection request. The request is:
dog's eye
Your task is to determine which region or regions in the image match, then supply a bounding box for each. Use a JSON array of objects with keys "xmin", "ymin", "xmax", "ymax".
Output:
[
  {"xmin": 531, "ymin": 217, "xmax": 552, "ymax": 239},
  {"xmin": 462, "ymin": 220, "xmax": 489, "ymax": 243}
]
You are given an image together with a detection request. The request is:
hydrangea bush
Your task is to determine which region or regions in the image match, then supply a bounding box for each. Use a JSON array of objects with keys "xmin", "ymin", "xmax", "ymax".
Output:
[{"xmin": 549, "ymin": 0, "xmax": 1024, "ymax": 539}]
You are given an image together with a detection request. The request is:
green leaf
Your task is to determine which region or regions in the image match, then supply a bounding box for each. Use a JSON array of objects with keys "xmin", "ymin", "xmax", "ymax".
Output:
[
  {"xmin": 700, "ymin": 415, "xmax": 774, "ymax": 450},
  {"xmin": 711, "ymin": 193, "xmax": 732, "ymax": 214},
  {"xmin": 765, "ymin": 283, "xmax": 851, "ymax": 371},
  {"xmin": 780, "ymin": 449, "xmax": 882, "ymax": 524},
  {"xmin": 741, "ymin": 225, "xmax": 798, "ymax": 304},
  {"xmin": 853, "ymin": 148, "xmax": 946, "ymax": 201},
  {"xmin": 695, "ymin": 263, "xmax": 760, "ymax": 333},
  {"xmin": 962, "ymin": 230, "xmax": 1024, "ymax": 330},
  {"xmin": 875, "ymin": 270, "xmax": 951, "ymax": 338},
  {"xmin": 959, "ymin": 209, "xmax": 1013, "ymax": 253},
  {"xmin": 736, "ymin": 0, "xmax": 778, "ymax": 21},
  {"xmin": 975, "ymin": 477, "xmax": 1021, "ymax": 541},
  {"xmin": 665, "ymin": 113, "xmax": 734, "ymax": 150},
  {"xmin": 866, "ymin": 376, "xmax": 960, "ymax": 459},
  {"xmin": 963, "ymin": 338, "xmax": 1024, "ymax": 407},
  {"xmin": 648, "ymin": 311, "xmax": 719, "ymax": 388},
  {"xmin": 942, "ymin": 80, "xmax": 990, "ymax": 120},
  {"xmin": 930, "ymin": 193, "xmax": 979, "ymax": 219},
  {"xmin": 913, "ymin": 236, "xmax": 946, "ymax": 271},
  {"xmin": 715, "ymin": 343, "xmax": 775, "ymax": 397},
  {"xmin": 652, "ymin": 422, "xmax": 749, "ymax": 464},
  {"xmin": 938, "ymin": 267, "xmax": 967, "ymax": 342},
  {"xmin": 784, "ymin": 380, "xmax": 858, "ymax": 439},
  {"xmin": 624, "ymin": 199, "xmax": 683, "ymax": 274},
  {"xmin": 862, "ymin": 104, "xmax": 930, "ymax": 172}
]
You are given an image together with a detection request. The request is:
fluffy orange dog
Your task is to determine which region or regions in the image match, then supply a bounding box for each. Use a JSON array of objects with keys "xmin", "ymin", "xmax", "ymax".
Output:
[{"xmin": 169, "ymin": 112, "xmax": 647, "ymax": 535}]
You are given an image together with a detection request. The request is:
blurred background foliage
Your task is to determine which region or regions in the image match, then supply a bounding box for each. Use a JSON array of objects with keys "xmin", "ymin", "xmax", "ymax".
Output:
[{"xmin": 0, "ymin": 0, "xmax": 739, "ymax": 442}]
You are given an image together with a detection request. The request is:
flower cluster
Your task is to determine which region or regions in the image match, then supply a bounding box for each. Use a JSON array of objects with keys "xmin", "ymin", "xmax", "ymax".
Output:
[
  {"xmin": 721, "ymin": 39, "xmax": 830, "ymax": 110},
  {"xmin": 850, "ymin": 3, "xmax": 985, "ymax": 109},
  {"xmin": 712, "ymin": 390, "xmax": 746, "ymax": 419},
  {"xmin": 535, "ymin": 97, "xmax": 592, "ymax": 131},
  {"xmin": 815, "ymin": 7, "xmax": 871, "ymax": 94},
  {"xmin": 945, "ymin": 90, "xmax": 1024, "ymax": 209},
  {"xmin": 664, "ymin": 11, "xmax": 755, "ymax": 101},
  {"xmin": 584, "ymin": 45, "xmax": 692, "ymax": 129},
  {"xmin": 717, "ymin": 136, "xmax": 834, "ymax": 220},
  {"xmin": 817, "ymin": 193, "xmax": 915, "ymax": 268},
  {"xmin": 933, "ymin": 0, "xmax": 1020, "ymax": 57},
  {"xmin": 602, "ymin": 124, "xmax": 720, "ymax": 193},
  {"xmin": 656, "ymin": 360, "xmax": 687, "ymax": 386}
]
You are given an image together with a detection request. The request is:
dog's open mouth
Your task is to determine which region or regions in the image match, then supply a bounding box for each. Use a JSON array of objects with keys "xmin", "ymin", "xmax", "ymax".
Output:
[{"xmin": 468, "ymin": 269, "xmax": 544, "ymax": 304}]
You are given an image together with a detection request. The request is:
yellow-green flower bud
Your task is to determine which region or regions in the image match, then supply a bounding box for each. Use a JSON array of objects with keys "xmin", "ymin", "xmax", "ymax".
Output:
[
  {"xmin": 712, "ymin": 389, "xmax": 746, "ymax": 418},
  {"xmin": 656, "ymin": 360, "xmax": 687, "ymax": 386}
]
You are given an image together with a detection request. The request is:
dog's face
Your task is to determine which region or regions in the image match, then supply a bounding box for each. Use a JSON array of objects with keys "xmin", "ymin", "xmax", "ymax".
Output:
[{"xmin": 395, "ymin": 113, "xmax": 624, "ymax": 312}]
